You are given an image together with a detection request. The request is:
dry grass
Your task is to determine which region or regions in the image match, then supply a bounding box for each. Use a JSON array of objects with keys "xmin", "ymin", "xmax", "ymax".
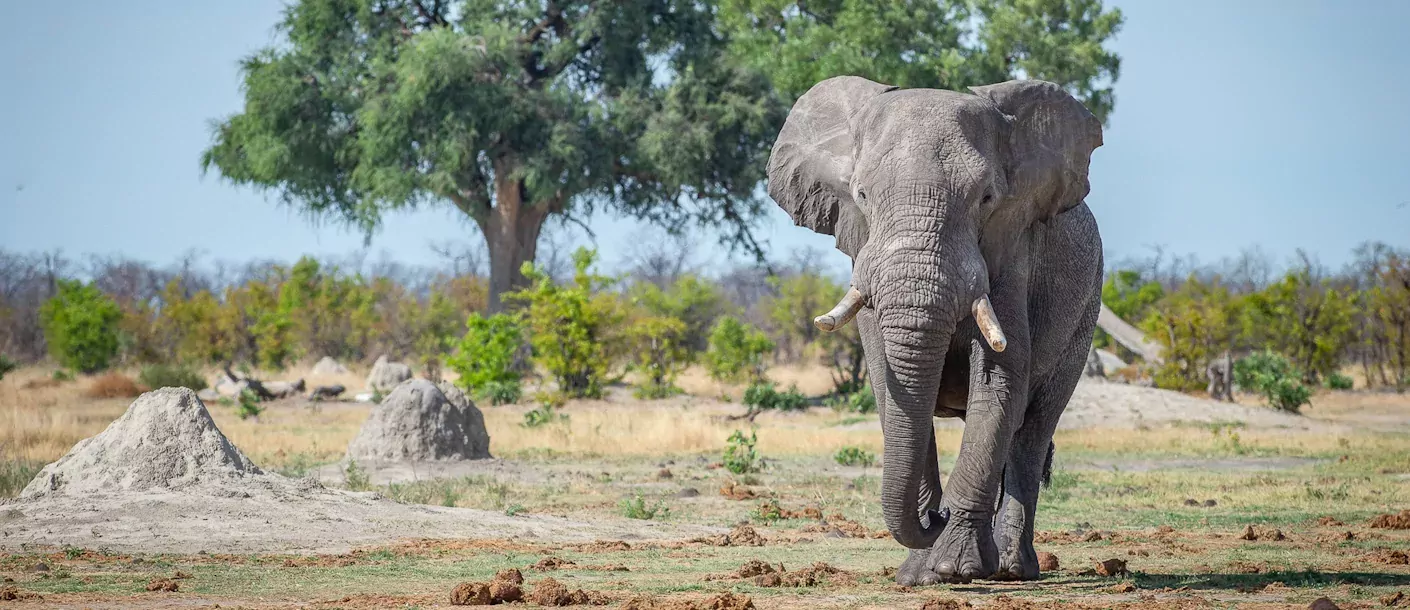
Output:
[{"xmin": 83, "ymin": 372, "xmax": 145, "ymax": 399}]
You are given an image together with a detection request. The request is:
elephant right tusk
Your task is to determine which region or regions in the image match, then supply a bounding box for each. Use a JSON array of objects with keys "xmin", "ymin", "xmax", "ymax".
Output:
[
  {"xmin": 814, "ymin": 287, "xmax": 865, "ymax": 332},
  {"xmin": 972, "ymin": 294, "xmax": 1008, "ymax": 352}
]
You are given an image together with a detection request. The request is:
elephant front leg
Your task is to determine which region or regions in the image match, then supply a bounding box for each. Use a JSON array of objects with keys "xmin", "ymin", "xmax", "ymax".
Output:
[
  {"xmin": 896, "ymin": 428, "xmax": 945, "ymax": 586},
  {"xmin": 993, "ymin": 338, "xmax": 1087, "ymax": 580},
  {"xmin": 925, "ymin": 339, "xmax": 1026, "ymax": 583}
]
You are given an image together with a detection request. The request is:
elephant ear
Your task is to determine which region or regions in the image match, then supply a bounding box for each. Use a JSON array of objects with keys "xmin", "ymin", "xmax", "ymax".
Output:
[
  {"xmin": 768, "ymin": 76, "xmax": 896, "ymax": 257},
  {"xmin": 969, "ymin": 80, "xmax": 1103, "ymax": 221}
]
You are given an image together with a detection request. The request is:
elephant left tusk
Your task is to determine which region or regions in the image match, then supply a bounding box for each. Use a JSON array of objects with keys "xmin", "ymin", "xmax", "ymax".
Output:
[
  {"xmin": 814, "ymin": 287, "xmax": 865, "ymax": 332},
  {"xmin": 972, "ymin": 294, "xmax": 1007, "ymax": 352}
]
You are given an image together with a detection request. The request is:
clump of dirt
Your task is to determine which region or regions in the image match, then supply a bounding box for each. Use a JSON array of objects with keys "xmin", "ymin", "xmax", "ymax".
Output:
[
  {"xmin": 1239, "ymin": 525, "xmax": 1286, "ymax": 541},
  {"xmin": 1109, "ymin": 582, "xmax": 1137, "ymax": 593},
  {"xmin": 489, "ymin": 581, "xmax": 523, "ymax": 603},
  {"xmin": 0, "ymin": 586, "xmax": 41, "ymax": 601},
  {"xmin": 719, "ymin": 481, "xmax": 759, "ymax": 500},
  {"xmin": 1309, "ymin": 597, "xmax": 1340, "ymax": 610},
  {"xmin": 1365, "ymin": 548, "xmax": 1410, "ymax": 565},
  {"xmin": 450, "ymin": 569, "xmax": 525, "ymax": 605},
  {"xmin": 709, "ymin": 560, "xmax": 848, "ymax": 587},
  {"xmin": 1381, "ymin": 591, "xmax": 1405, "ymax": 607},
  {"xmin": 1037, "ymin": 551, "xmax": 1060, "ymax": 571},
  {"xmin": 799, "ymin": 513, "xmax": 889, "ymax": 539},
  {"xmin": 146, "ymin": 578, "xmax": 180, "ymax": 592},
  {"xmin": 1317, "ymin": 516, "xmax": 1345, "ymax": 526},
  {"xmin": 988, "ymin": 595, "xmax": 1039, "ymax": 610},
  {"xmin": 1227, "ymin": 561, "xmax": 1264, "ymax": 574},
  {"xmin": 527, "ymin": 577, "xmax": 610, "ymax": 606},
  {"xmin": 920, "ymin": 598, "xmax": 971, "ymax": 610},
  {"xmin": 572, "ymin": 540, "xmax": 632, "ymax": 553},
  {"xmin": 1095, "ymin": 558, "xmax": 1128, "ymax": 577},
  {"xmin": 494, "ymin": 568, "xmax": 524, "ymax": 584},
  {"xmin": 1369, "ymin": 510, "xmax": 1410, "ymax": 530},
  {"xmin": 529, "ymin": 556, "xmax": 577, "ymax": 571},
  {"xmin": 347, "ymin": 379, "xmax": 491, "ymax": 461},
  {"xmin": 693, "ymin": 524, "xmax": 766, "ymax": 547},
  {"xmin": 172, "ymin": 570, "xmax": 192, "ymax": 579},
  {"xmin": 657, "ymin": 469, "xmax": 674, "ymax": 479},
  {"xmin": 22, "ymin": 388, "xmax": 263, "ymax": 498},
  {"xmin": 622, "ymin": 593, "xmax": 754, "ymax": 610},
  {"xmin": 450, "ymin": 582, "xmax": 492, "ymax": 605}
]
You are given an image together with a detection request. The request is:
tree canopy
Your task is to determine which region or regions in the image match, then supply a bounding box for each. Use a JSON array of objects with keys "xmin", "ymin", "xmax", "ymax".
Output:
[{"xmin": 204, "ymin": 0, "xmax": 1124, "ymax": 311}]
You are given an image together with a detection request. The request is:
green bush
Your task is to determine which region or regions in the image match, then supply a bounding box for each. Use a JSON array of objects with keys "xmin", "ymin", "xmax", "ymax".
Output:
[
  {"xmin": 343, "ymin": 459, "xmax": 371, "ymax": 491},
  {"xmin": 508, "ymin": 248, "xmax": 624, "ymax": 399},
  {"xmin": 743, "ymin": 382, "xmax": 809, "ymax": 412},
  {"xmin": 51, "ymin": 369, "xmax": 75, "ymax": 382},
  {"xmin": 830, "ymin": 385, "xmax": 876, "ymax": 414},
  {"xmin": 705, "ymin": 317, "xmax": 774, "ymax": 384},
  {"xmin": 627, "ymin": 315, "xmax": 690, "ymax": 399},
  {"xmin": 1234, "ymin": 351, "xmax": 1312, "ymax": 413},
  {"xmin": 619, "ymin": 494, "xmax": 670, "ymax": 520},
  {"xmin": 39, "ymin": 279, "xmax": 122, "ymax": 373},
  {"xmin": 1325, "ymin": 373, "xmax": 1354, "ymax": 390},
  {"xmin": 522, "ymin": 393, "xmax": 568, "ymax": 428},
  {"xmin": 0, "ymin": 354, "xmax": 15, "ymax": 382},
  {"xmin": 834, "ymin": 446, "xmax": 876, "ymax": 467},
  {"xmin": 236, "ymin": 388, "xmax": 265, "ymax": 420},
  {"xmin": 138, "ymin": 364, "xmax": 208, "ymax": 391},
  {"xmin": 447, "ymin": 313, "xmax": 524, "ymax": 405},
  {"xmin": 723, "ymin": 429, "xmax": 760, "ymax": 474}
]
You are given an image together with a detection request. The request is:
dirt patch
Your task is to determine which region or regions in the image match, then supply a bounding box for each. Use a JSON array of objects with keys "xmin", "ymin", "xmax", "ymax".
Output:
[
  {"xmin": 1095, "ymin": 558, "xmax": 1128, "ymax": 577},
  {"xmin": 799, "ymin": 513, "xmax": 890, "ymax": 539},
  {"xmin": 0, "ymin": 586, "xmax": 41, "ymax": 601},
  {"xmin": 920, "ymin": 599, "xmax": 972, "ymax": 610},
  {"xmin": 572, "ymin": 540, "xmax": 632, "ymax": 553},
  {"xmin": 1369, "ymin": 510, "xmax": 1410, "ymax": 529},
  {"xmin": 692, "ymin": 524, "xmax": 766, "ymax": 547},
  {"xmin": 719, "ymin": 481, "xmax": 759, "ymax": 500},
  {"xmin": 707, "ymin": 560, "xmax": 849, "ymax": 587},
  {"xmin": 622, "ymin": 593, "xmax": 755, "ymax": 610},
  {"xmin": 1365, "ymin": 548, "xmax": 1410, "ymax": 565},
  {"xmin": 529, "ymin": 556, "xmax": 577, "ymax": 571},
  {"xmin": 1317, "ymin": 516, "xmax": 1345, "ymax": 526},
  {"xmin": 145, "ymin": 578, "xmax": 179, "ymax": 592},
  {"xmin": 527, "ymin": 577, "xmax": 610, "ymax": 606}
]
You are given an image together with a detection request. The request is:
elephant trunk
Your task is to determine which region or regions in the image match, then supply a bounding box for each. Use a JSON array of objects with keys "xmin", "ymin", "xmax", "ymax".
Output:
[{"xmin": 869, "ymin": 202, "xmax": 992, "ymax": 549}]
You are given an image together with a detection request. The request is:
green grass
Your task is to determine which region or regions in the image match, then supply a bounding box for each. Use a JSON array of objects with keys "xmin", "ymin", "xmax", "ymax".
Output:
[{"xmin": 0, "ymin": 458, "xmax": 43, "ymax": 498}]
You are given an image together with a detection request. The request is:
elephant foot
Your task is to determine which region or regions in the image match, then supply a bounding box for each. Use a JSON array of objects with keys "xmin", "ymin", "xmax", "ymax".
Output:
[
  {"xmin": 896, "ymin": 549, "xmax": 945, "ymax": 586},
  {"xmin": 991, "ymin": 533, "xmax": 1040, "ymax": 581},
  {"xmin": 924, "ymin": 510, "xmax": 998, "ymax": 583}
]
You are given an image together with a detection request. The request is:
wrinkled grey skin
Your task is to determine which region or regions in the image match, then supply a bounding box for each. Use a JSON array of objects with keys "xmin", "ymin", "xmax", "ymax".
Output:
[{"xmin": 767, "ymin": 77, "xmax": 1105, "ymax": 583}]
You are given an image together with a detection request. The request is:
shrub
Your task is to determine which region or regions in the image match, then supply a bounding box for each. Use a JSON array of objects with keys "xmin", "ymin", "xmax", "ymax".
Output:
[
  {"xmin": 343, "ymin": 459, "xmax": 371, "ymax": 491},
  {"xmin": 0, "ymin": 354, "xmax": 15, "ymax": 382},
  {"xmin": 236, "ymin": 388, "xmax": 265, "ymax": 420},
  {"xmin": 522, "ymin": 393, "xmax": 568, "ymax": 428},
  {"xmin": 829, "ymin": 385, "xmax": 876, "ymax": 414},
  {"xmin": 834, "ymin": 446, "xmax": 876, "ymax": 467},
  {"xmin": 84, "ymin": 372, "xmax": 144, "ymax": 399},
  {"xmin": 1325, "ymin": 373, "xmax": 1354, "ymax": 390},
  {"xmin": 619, "ymin": 494, "xmax": 670, "ymax": 520},
  {"xmin": 138, "ymin": 364, "xmax": 208, "ymax": 391},
  {"xmin": 743, "ymin": 382, "xmax": 809, "ymax": 412},
  {"xmin": 447, "ymin": 313, "xmax": 524, "ymax": 405},
  {"xmin": 750, "ymin": 498, "xmax": 783, "ymax": 522},
  {"xmin": 508, "ymin": 248, "xmax": 625, "ymax": 399},
  {"xmin": 627, "ymin": 315, "xmax": 690, "ymax": 399},
  {"xmin": 51, "ymin": 369, "xmax": 75, "ymax": 382},
  {"xmin": 723, "ymin": 429, "xmax": 760, "ymax": 474},
  {"xmin": 39, "ymin": 279, "xmax": 122, "ymax": 373},
  {"xmin": 705, "ymin": 317, "xmax": 774, "ymax": 384},
  {"xmin": 1234, "ymin": 351, "xmax": 1312, "ymax": 413}
]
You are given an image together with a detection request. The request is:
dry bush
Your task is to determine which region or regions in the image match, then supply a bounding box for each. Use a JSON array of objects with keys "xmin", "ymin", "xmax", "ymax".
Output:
[{"xmin": 84, "ymin": 372, "xmax": 145, "ymax": 399}]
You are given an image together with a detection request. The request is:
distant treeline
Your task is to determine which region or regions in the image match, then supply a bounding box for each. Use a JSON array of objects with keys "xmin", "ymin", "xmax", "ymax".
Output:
[{"xmin": 2, "ymin": 240, "xmax": 1407, "ymax": 396}]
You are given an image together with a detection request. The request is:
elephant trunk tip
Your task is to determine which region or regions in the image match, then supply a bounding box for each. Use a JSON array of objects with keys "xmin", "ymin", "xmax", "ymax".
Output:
[
  {"xmin": 814, "ymin": 286, "xmax": 865, "ymax": 332},
  {"xmin": 972, "ymin": 294, "xmax": 1007, "ymax": 352}
]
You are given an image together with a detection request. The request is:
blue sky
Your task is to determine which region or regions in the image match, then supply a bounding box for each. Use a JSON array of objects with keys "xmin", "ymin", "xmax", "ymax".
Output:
[{"xmin": 2, "ymin": 1, "xmax": 1407, "ymax": 277}]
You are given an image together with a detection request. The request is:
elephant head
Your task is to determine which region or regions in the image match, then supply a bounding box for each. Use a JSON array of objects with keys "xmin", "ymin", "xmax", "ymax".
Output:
[{"xmin": 767, "ymin": 77, "xmax": 1102, "ymax": 549}]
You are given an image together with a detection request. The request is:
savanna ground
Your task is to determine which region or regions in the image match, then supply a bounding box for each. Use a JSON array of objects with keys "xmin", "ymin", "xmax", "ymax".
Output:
[{"xmin": 1, "ymin": 363, "xmax": 1408, "ymax": 609}]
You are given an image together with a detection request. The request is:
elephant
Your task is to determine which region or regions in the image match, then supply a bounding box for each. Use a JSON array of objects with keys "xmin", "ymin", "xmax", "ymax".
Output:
[{"xmin": 767, "ymin": 76, "xmax": 1105, "ymax": 583}]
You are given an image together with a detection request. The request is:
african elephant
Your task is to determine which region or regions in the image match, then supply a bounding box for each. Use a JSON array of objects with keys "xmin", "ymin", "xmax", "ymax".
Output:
[{"xmin": 767, "ymin": 77, "xmax": 1105, "ymax": 583}]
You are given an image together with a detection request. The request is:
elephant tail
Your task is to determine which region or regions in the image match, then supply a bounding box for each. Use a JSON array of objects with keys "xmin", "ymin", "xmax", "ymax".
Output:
[{"xmin": 1042, "ymin": 441, "xmax": 1056, "ymax": 488}]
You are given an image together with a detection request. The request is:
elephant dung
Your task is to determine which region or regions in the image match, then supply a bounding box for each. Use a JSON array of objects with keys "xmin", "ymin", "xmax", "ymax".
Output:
[
  {"xmin": 1094, "ymin": 558, "xmax": 1127, "ymax": 577},
  {"xmin": 1037, "ymin": 551, "xmax": 1060, "ymax": 572}
]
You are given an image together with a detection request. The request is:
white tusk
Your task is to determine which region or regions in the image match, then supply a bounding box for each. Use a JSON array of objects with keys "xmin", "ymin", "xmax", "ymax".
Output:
[
  {"xmin": 814, "ymin": 287, "xmax": 865, "ymax": 332},
  {"xmin": 972, "ymin": 294, "xmax": 1007, "ymax": 352}
]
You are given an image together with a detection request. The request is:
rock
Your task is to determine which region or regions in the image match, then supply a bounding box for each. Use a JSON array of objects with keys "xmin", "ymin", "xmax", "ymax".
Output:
[
  {"xmin": 366, "ymin": 355, "xmax": 413, "ymax": 391},
  {"xmin": 21, "ymin": 388, "xmax": 262, "ymax": 498},
  {"xmin": 263, "ymin": 379, "xmax": 306, "ymax": 399},
  {"xmin": 309, "ymin": 384, "xmax": 346, "ymax": 400},
  {"xmin": 346, "ymin": 379, "xmax": 492, "ymax": 461},
  {"xmin": 1037, "ymin": 552, "xmax": 1060, "ymax": 572},
  {"xmin": 311, "ymin": 356, "xmax": 350, "ymax": 376},
  {"xmin": 1309, "ymin": 597, "xmax": 1339, "ymax": 610},
  {"xmin": 1095, "ymin": 558, "xmax": 1127, "ymax": 577},
  {"xmin": 675, "ymin": 488, "xmax": 700, "ymax": 498}
]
